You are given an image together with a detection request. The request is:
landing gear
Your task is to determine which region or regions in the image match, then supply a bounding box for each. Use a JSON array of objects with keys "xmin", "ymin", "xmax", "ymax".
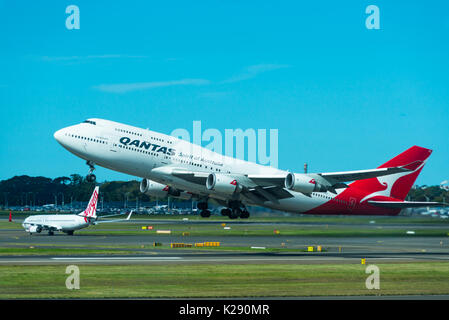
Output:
[
  {"xmin": 66, "ymin": 230, "xmax": 74, "ymax": 236},
  {"xmin": 240, "ymin": 209, "xmax": 250, "ymax": 219},
  {"xmin": 197, "ymin": 199, "xmax": 250, "ymax": 219},
  {"xmin": 200, "ymin": 210, "xmax": 211, "ymax": 218},
  {"xmin": 221, "ymin": 208, "xmax": 231, "ymax": 216},
  {"xmin": 229, "ymin": 208, "xmax": 241, "ymax": 219},
  {"xmin": 48, "ymin": 230, "xmax": 54, "ymax": 236},
  {"xmin": 226, "ymin": 201, "xmax": 250, "ymax": 219},
  {"xmin": 197, "ymin": 201, "xmax": 208, "ymax": 210},
  {"xmin": 86, "ymin": 161, "xmax": 96, "ymax": 182},
  {"xmin": 198, "ymin": 201, "xmax": 211, "ymax": 218}
]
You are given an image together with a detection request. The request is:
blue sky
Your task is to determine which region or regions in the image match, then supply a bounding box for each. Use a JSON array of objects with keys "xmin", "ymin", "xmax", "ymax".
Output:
[{"xmin": 0, "ymin": 1, "xmax": 448, "ymax": 185}]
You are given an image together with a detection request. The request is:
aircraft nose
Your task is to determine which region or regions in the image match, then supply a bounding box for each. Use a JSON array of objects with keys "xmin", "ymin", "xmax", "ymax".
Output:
[{"xmin": 54, "ymin": 129, "xmax": 64, "ymax": 143}]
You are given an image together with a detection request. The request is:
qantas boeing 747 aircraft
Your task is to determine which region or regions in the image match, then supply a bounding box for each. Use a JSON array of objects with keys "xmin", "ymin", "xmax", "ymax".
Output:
[{"xmin": 54, "ymin": 119, "xmax": 447, "ymax": 219}]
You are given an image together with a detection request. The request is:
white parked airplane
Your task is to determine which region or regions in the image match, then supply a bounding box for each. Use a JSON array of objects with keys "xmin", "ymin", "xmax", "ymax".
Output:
[
  {"xmin": 53, "ymin": 119, "xmax": 447, "ymax": 219},
  {"xmin": 22, "ymin": 186, "xmax": 133, "ymax": 235}
]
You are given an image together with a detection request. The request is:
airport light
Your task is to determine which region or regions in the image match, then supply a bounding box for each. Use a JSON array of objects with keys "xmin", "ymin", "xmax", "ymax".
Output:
[
  {"xmin": 3, "ymin": 192, "xmax": 9, "ymax": 208},
  {"xmin": 58, "ymin": 192, "xmax": 65, "ymax": 207},
  {"xmin": 124, "ymin": 192, "xmax": 130, "ymax": 209},
  {"xmin": 27, "ymin": 192, "xmax": 34, "ymax": 208}
]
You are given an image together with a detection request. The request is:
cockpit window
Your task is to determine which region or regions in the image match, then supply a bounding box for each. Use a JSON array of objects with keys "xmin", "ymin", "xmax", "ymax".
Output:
[{"xmin": 83, "ymin": 120, "xmax": 96, "ymax": 125}]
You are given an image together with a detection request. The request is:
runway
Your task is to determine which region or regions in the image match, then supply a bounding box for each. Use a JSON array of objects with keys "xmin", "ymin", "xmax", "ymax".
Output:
[
  {"xmin": 2, "ymin": 218, "xmax": 449, "ymax": 266},
  {"xmin": 1, "ymin": 249, "xmax": 449, "ymax": 265},
  {"xmin": 1, "ymin": 228, "xmax": 449, "ymax": 265},
  {"xmin": 2, "ymin": 225, "xmax": 449, "ymax": 250}
]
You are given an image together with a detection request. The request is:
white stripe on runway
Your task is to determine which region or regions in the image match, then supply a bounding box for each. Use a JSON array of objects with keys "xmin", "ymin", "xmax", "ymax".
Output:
[
  {"xmin": 50, "ymin": 256, "xmax": 411, "ymax": 263},
  {"xmin": 0, "ymin": 256, "xmax": 445, "ymax": 264},
  {"xmin": 51, "ymin": 257, "xmax": 182, "ymax": 261}
]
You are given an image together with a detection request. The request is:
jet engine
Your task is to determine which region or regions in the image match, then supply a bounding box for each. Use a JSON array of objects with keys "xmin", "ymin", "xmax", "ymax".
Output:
[
  {"xmin": 139, "ymin": 179, "xmax": 192, "ymax": 200},
  {"xmin": 284, "ymin": 173, "xmax": 326, "ymax": 194},
  {"xmin": 206, "ymin": 173, "xmax": 242, "ymax": 194},
  {"xmin": 29, "ymin": 225, "xmax": 41, "ymax": 233}
]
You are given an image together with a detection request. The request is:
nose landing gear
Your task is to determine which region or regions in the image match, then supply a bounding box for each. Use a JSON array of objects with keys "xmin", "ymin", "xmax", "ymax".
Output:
[{"xmin": 86, "ymin": 161, "xmax": 96, "ymax": 182}]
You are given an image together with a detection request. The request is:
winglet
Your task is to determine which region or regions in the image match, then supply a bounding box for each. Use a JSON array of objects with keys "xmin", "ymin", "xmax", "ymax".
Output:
[{"xmin": 126, "ymin": 210, "xmax": 134, "ymax": 220}]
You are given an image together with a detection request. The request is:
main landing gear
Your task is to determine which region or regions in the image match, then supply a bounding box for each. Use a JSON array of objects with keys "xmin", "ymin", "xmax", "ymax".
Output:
[
  {"xmin": 221, "ymin": 200, "xmax": 249, "ymax": 219},
  {"xmin": 198, "ymin": 201, "xmax": 211, "ymax": 218},
  {"xmin": 198, "ymin": 200, "xmax": 250, "ymax": 219},
  {"xmin": 221, "ymin": 200, "xmax": 250, "ymax": 219},
  {"xmin": 86, "ymin": 160, "xmax": 96, "ymax": 182}
]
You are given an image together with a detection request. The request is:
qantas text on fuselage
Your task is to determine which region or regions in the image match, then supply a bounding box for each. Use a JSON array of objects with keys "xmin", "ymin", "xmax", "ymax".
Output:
[{"xmin": 53, "ymin": 118, "xmax": 447, "ymax": 219}]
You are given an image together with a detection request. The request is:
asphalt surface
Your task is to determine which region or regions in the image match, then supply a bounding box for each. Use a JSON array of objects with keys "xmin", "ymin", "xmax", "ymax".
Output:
[
  {"xmin": 1, "ymin": 223, "xmax": 449, "ymax": 265},
  {"xmin": 1, "ymin": 250, "xmax": 449, "ymax": 265}
]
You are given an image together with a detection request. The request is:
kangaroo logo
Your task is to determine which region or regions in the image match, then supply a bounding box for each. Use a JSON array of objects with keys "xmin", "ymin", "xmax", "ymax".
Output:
[{"xmin": 360, "ymin": 162, "xmax": 424, "ymax": 203}]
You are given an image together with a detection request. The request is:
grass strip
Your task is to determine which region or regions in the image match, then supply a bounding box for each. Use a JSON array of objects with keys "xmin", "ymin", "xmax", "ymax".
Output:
[{"xmin": 1, "ymin": 262, "xmax": 449, "ymax": 298}]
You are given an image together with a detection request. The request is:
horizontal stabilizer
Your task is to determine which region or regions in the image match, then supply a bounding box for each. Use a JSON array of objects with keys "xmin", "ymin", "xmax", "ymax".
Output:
[
  {"xmin": 368, "ymin": 200, "xmax": 449, "ymax": 209},
  {"xmin": 319, "ymin": 164, "xmax": 417, "ymax": 183},
  {"xmin": 94, "ymin": 210, "xmax": 134, "ymax": 224}
]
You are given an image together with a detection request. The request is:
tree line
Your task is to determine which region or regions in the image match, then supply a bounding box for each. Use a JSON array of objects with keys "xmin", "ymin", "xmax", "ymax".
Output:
[{"xmin": 0, "ymin": 175, "xmax": 152, "ymax": 207}]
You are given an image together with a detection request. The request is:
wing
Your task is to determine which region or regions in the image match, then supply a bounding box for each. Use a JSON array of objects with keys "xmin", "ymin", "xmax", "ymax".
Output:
[
  {"xmin": 153, "ymin": 167, "xmax": 292, "ymax": 204},
  {"xmin": 151, "ymin": 162, "xmax": 420, "ymax": 205},
  {"xmin": 368, "ymin": 201, "xmax": 449, "ymax": 209}
]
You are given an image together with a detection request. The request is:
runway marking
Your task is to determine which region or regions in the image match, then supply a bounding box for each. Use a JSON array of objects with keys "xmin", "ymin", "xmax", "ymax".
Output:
[
  {"xmin": 0, "ymin": 256, "xmax": 435, "ymax": 264},
  {"xmin": 51, "ymin": 257, "xmax": 182, "ymax": 261}
]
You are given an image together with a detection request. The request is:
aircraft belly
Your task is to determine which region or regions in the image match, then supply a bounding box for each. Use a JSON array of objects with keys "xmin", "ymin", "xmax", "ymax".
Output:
[
  {"xmin": 99, "ymin": 153, "xmax": 155, "ymax": 178},
  {"xmin": 267, "ymin": 195, "xmax": 326, "ymax": 213}
]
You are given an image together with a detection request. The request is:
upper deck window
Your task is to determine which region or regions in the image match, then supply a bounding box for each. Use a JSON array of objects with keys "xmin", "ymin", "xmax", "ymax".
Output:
[{"xmin": 83, "ymin": 120, "xmax": 96, "ymax": 125}]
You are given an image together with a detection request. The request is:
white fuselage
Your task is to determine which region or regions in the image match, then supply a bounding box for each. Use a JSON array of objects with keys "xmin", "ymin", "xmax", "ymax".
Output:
[
  {"xmin": 54, "ymin": 119, "xmax": 338, "ymax": 213},
  {"xmin": 22, "ymin": 214, "xmax": 90, "ymax": 233}
]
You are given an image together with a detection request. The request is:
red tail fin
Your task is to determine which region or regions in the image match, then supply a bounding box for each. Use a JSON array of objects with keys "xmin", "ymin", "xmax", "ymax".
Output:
[
  {"xmin": 351, "ymin": 146, "xmax": 432, "ymax": 201},
  {"xmin": 78, "ymin": 186, "xmax": 99, "ymax": 219}
]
